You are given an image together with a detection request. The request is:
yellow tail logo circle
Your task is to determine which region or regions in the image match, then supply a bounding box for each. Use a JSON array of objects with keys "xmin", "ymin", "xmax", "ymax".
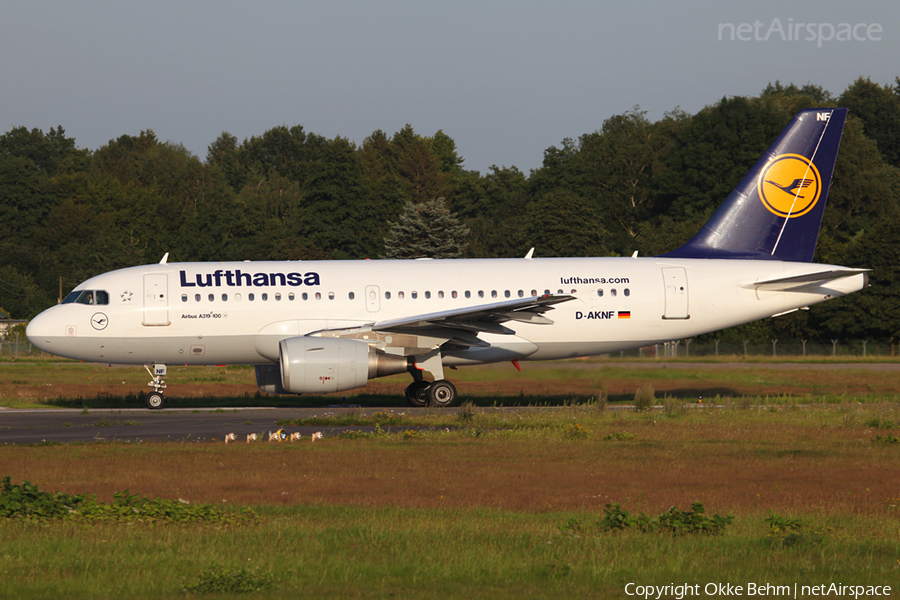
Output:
[{"xmin": 757, "ymin": 153, "xmax": 821, "ymax": 218}]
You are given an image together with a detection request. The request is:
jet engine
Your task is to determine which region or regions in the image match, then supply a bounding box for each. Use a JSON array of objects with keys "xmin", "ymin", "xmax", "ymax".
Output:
[{"xmin": 255, "ymin": 336, "xmax": 409, "ymax": 394}]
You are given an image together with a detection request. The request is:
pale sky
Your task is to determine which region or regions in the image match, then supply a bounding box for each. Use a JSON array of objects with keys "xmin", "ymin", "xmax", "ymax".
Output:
[{"xmin": 2, "ymin": 0, "xmax": 897, "ymax": 173}]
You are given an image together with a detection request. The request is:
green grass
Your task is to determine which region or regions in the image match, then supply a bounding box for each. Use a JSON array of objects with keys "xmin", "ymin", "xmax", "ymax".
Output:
[
  {"xmin": 3, "ymin": 361, "xmax": 900, "ymax": 597},
  {"xmin": 2, "ymin": 405, "xmax": 900, "ymax": 597},
  {"xmin": 1, "ymin": 505, "xmax": 896, "ymax": 599}
]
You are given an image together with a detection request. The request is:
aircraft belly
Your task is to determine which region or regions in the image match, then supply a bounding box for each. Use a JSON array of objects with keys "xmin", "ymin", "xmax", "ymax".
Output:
[{"xmin": 443, "ymin": 334, "xmax": 538, "ymax": 366}]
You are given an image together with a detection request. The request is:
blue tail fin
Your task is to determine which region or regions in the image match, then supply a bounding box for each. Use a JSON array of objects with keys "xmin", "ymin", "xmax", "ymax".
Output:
[{"xmin": 663, "ymin": 108, "xmax": 847, "ymax": 262}]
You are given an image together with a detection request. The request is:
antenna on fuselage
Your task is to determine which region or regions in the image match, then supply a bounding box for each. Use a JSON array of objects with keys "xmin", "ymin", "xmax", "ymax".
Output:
[
  {"xmin": 159, "ymin": 252, "xmax": 169, "ymax": 265},
  {"xmin": 524, "ymin": 248, "xmax": 535, "ymax": 260}
]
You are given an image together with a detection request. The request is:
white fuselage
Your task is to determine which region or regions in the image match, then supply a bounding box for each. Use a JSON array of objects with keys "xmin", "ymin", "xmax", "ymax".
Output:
[{"xmin": 26, "ymin": 257, "xmax": 866, "ymax": 367}]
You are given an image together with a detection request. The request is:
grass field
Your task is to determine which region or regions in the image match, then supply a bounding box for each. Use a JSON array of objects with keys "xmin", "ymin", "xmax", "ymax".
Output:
[{"xmin": 1, "ymin": 359, "xmax": 899, "ymax": 598}]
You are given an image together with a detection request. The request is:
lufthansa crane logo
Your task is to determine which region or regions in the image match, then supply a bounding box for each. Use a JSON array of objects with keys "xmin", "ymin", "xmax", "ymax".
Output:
[
  {"xmin": 757, "ymin": 153, "xmax": 821, "ymax": 218},
  {"xmin": 91, "ymin": 313, "xmax": 109, "ymax": 331}
]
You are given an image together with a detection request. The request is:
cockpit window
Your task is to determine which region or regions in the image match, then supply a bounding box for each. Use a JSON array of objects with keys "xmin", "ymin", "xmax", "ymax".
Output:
[{"xmin": 61, "ymin": 290, "xmax": 109, "ymax": 305}]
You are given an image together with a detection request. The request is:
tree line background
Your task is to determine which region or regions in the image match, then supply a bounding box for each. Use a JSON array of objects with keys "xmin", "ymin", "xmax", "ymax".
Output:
[{"xmin": 2, "ymin": 77, "xmax": 900, "ymax": 347}]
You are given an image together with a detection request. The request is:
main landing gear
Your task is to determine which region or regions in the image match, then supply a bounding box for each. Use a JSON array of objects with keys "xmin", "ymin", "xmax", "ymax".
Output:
[
  {"xmin": 403, "ymin": 352, "xmax": 458, "ymax": 408},
  {"xmin": 144, "ymin": 363, "xmax": 167, "ymax": 410},
  {"xmin": 403, "ymin": 379, "xmax": 458, "ymax": 408}
]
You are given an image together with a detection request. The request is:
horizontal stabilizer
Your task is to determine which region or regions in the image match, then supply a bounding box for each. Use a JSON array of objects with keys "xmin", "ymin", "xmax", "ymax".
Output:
[{"xmin": 742, "ymin": 269, "xmax": 869, "ymax": 292}]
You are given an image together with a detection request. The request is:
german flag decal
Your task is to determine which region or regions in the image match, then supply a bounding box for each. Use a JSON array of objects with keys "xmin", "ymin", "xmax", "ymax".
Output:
[{"xmin": 618, "ymin": 311, "xmax": 631, "ymax": 319}]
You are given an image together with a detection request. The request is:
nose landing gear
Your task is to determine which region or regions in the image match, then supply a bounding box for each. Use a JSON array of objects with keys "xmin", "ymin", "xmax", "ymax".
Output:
[{"xmin": 144, "ymin": 363, "xmax": 167, "ymax": 410}]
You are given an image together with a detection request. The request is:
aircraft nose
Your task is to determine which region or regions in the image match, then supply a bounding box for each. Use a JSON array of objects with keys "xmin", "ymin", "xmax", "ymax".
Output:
[{"xmin": 26, "ymin": 309, "xmax": 57, "ymax": 349}]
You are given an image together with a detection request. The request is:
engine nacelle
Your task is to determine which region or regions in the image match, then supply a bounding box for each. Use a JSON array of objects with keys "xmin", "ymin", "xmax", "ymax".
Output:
[{"xmin": 268, "ymin": 336, "xmax": 409, "ymax": 394}]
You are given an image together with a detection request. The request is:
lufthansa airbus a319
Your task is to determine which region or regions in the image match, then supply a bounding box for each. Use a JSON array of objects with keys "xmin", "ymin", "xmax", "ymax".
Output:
[{"xmin": 27, "ymin": 108, "xmax": 868, "ymax": 409}]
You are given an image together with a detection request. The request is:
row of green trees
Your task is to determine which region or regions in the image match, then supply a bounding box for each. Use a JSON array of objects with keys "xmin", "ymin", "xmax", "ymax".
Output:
[{"xmin": 2, "ymin": 77, "xmax": 899, "ymax": 345}]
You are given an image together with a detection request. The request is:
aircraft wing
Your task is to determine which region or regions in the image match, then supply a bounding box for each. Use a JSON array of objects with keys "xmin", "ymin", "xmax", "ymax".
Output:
[
  {"xmin": 310, "ymin": 294, "xmax": 575, "ymax": 351},
  {"xmin": 741, "ymin": 269, "xmax": 870, "ymax": 292}
]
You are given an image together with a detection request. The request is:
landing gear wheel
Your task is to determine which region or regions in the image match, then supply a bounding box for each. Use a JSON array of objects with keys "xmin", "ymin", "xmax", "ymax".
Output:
[
  {"xmin": 405, "ymin": 381, "xmax": 431, "ymax": 408},
  {"xmin": 145, "ymin": 392, "xmax": 166, "ymax": 410},
  {"xmin": 144, "ymin": 364, "xmax": 167, "ymax": 410},
  {"xmin": 427, "ymin": 380, "xmax": 457, "ymax": 408}
]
